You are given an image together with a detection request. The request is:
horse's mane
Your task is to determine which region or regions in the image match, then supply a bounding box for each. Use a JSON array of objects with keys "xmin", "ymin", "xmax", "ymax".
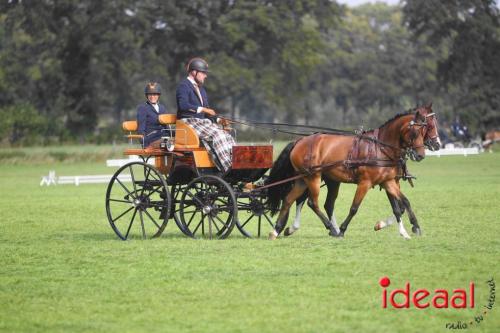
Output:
[
  {"xmin": 322, "ymin": 107, "xmax": 424, "ymax": 136},
  {"xmin": 378, "ymin": 108, "xmax": 416, "ymax": 129}
]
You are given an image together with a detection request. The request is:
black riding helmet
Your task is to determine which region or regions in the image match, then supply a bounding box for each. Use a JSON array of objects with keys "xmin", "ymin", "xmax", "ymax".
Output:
[
  {"xmin": 144, "ymin": 82, "xmax": 161, "ymax": 95},
  {"xmin": 187, "ymin": 58, "xmax": 209, "ymax": 73}
]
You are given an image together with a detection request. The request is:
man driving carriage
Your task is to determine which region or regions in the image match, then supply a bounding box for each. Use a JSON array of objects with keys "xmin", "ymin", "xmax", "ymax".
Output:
[{"xmin": 176, "ymin": 57, "xmax": 235, "ymax": 172}]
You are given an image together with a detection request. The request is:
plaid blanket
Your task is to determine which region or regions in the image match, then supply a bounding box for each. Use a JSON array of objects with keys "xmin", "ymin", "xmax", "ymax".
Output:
[{"xmin": 181, "ymin": 118, "xmax": 235, "ymax": 172}]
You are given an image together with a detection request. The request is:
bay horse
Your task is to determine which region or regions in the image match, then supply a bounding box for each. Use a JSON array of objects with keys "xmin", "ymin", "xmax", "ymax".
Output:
[
  {"xmin": 266, "ymin": 106, "xmax": 437, "ymax": 240},
  {"xmin": 285, "ymin": 105, "xmax": 441, "ymax": 237},
  {"xmin": 483, "ymin": 130, "xmax": 500, "ymax": 152}
]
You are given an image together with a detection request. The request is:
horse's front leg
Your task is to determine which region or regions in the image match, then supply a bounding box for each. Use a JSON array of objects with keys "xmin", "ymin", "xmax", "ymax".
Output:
[
  {"xmin": 269, "ymin": 180, "xmax": 307, "ymax": 240},
  {"xmin": 382, "ymin": 180, "xmax": 411, "ymax": 240},
  {"xmin": 399, "ymin": 194, "xmax": 421, "ymax": 236},
  {"xmin": 338, "ymin": 181, "xmax": 371, "ymax": 237},
  {"xmin": 374, "ymin": 189, "xmax": 404, "ymax": 231}
]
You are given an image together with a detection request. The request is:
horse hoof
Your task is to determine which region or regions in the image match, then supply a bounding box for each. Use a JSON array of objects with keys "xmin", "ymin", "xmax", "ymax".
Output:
[
  {"xmin": 412, "ymin": 226, "xmax": 422, "ymax": 236},
  {"xmin": 284, "ymin": 227, "xmax": 292, "ymax": 237},
  {"xmin": 268, "ymin": 231, "xmax": 278, "ymax": 240},
  {"xmin": 400, "ymin": 233, "xmax": 411, "ymax": 240},
  {"xmin": 330, "ymin": 230, "xmax": 344, "ymax": 238},
  {"xmin": 374, "ymin": 221, "xmax": 385, "ymax": 231}
]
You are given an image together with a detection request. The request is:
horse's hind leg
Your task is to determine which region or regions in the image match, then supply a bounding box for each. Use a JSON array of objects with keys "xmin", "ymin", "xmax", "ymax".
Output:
[
  {"xmin": 322, "ymin": 178, "xmax": 341, "ymax": 234},
  {"xmin": 305, "ymin": 174, "xmax": 341, "ymax": 237},
  {"xmin": 284, "ymin": 191, "xmax": 307, "ymax": 236},
  {"xmin": 284, "ymin": 190, "xmax": 308, "ymax": 236},
  {"xmin": 269, "ymin": 180, "xmax": 307, "ymax": 240},
  {"xmin": 399, "ymin": 194, "xmax": 421, "ymax": 235}
]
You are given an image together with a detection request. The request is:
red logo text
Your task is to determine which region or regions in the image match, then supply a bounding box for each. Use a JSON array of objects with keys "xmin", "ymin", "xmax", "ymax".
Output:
[{"xmin": 380, "ymin": 276, "xmax": 475, "ymax": 309}]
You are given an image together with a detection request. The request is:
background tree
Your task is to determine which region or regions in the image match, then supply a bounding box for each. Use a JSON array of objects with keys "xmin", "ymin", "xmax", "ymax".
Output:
[
  {"xmin": 1, "ymin": 0, "xmax": 499, "ymax": 145},
  {"xmin": 403, "ymin": 0, "xmax": 500, "ymax": 131}
]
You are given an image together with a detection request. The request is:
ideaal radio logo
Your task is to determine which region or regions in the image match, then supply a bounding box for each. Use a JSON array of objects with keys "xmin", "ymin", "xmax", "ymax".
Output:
[{"xmin": 379, "ymin": 276, "xmax": 495, "ymax": 329}]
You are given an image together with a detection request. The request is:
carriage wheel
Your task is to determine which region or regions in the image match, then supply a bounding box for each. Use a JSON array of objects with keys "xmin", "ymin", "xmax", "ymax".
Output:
[
  {"xmin": 169, "ymin": 183, "xmax": 193, "ymax": 237},
  {"xmin": 179, "ymin": 175, "xmax": 237, "ymax": 239},
  {"xmin": 235, "ymin": 193, "xmax": 275, "ymax": 238},
  {"xmin": 105, "ymin": 162, "xmax": 171, "ymax": 240}
]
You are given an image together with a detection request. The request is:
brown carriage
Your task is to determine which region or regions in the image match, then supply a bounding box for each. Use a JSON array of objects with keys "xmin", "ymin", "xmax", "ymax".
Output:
[{"xmin": 105, "ymin": 114, "xmax": 275, "ymax": 240}]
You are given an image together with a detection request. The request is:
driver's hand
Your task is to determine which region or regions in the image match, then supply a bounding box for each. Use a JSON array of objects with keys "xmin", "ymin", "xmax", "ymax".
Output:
[
  {"xmin": 218, "ymin": 118, "xmax": 230, "ymax": 127},
  {"xmin": 201, "ymin": 107, "xmax": 216, "ymax": 116}
]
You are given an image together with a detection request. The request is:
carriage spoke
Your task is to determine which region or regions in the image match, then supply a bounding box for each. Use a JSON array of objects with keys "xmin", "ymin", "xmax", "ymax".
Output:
[
  {"xmin": 186, "ymin": 210, "xmax": 198, "ymax": 229},
  {"xmin": 263, "ymin": 213, "xmax": 275, "ymax": 227},
  {"xmin": 111, "ymin": 206, "xmax": 135, "ymax": 223},
  {"xmin": 147, "ymin": 169, "xmax": 161, "ymax": 182},
  {"xmin": 144, "ymin": 184, "xmax": 164, "ymax": 198},
  {"xmin": 116, "ymin": 178, "xmax": 136, "ymax": 200},
  {"xmin": 108, "ymin": 198, "xmax": 134, "ymax": 205},
  {"xmin": 138, "ymin": 210, "xmax": 146, "ymax": 239},
  {"xmin": 184, "ymin": 190, "xmax": 204, "ymax": 207},
  {"xmin": 210, "ymin": 216, "xmax": 222, "ymax": 232},
  {"xmin": 213, "ymin": 215, "xmax": 229, "ymax": 230},
  {"xmin": 240, "ymin": 214, "xmax": 254, "ymax": 229},
  {"xmin": 142, "ymin": 209, "xmax": 161, "ymax": 230},
  {"xmin": 180, "ymin": 210, "xmax": 197, "ymax": 215},
  {"xmin": 258, "ymin": 215, "xmax": 262, "ymax": 237},
  {"xmin": 192, "ymin": 216, "xmax": 204, "ymax": 236},
  {"xmin": 125, "ymin": 208, "xmax": 138, "ymax": 239},
  {"xmin": 129, "ymin": 165, "xmax": 138, "ymax": 193},
  {"xmin": 139, "ymin": 167, "xmax": 153, "ymax": 196},
  {"xmin": 215, "ymin": 197, "xmax": 229, "ymax": 204},
  {"xmin": 208, "ymin": 216, "xmax": 214, "ymax": 239}
]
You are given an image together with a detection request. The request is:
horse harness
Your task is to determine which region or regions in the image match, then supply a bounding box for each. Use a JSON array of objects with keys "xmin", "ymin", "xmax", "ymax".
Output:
[
  {"xmin": 244, "ymin": 112, "xmax": 432, "ymax": 192},
  {"xmin": 300, "ymin": 129, "xmax": 409, "ymax": 183}
]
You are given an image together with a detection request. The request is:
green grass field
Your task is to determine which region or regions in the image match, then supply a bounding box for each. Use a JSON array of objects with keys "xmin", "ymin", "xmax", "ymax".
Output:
[{"xmin": 1, "ymin": 145, "xmax": 499, "ymax": 332}]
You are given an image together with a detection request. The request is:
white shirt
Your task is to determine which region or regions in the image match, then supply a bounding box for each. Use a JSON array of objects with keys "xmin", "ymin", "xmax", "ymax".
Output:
[{"xmin": 151, "ymin": 103, "xmax": 159, "ymax": 113}]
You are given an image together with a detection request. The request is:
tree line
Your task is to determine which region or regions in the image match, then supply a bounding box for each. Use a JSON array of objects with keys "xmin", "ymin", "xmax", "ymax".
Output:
[{"xmin": 1, "ymin": 0, "xmax": 499, "ymax": 145}]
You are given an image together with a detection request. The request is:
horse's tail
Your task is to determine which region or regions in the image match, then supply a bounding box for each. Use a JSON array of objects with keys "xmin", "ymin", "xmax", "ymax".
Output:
[{"xmin": 266, "ymin": 141, "xmax": 297, "ymax": 216}]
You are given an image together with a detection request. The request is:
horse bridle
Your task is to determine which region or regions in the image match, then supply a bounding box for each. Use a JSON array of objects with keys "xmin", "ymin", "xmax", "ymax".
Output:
[{"xmin": 404, "ymin": 112, "xmax": 437, "ymax": 149}]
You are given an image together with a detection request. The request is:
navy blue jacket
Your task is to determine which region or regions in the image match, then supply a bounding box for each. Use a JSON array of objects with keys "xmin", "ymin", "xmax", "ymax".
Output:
[
  {"xmin": 136, "ymin": 102, "xmax": 168, "ymax": 147},
  {"xmin": 176, "ymin": 78, "xmax": 209, "ymax": 119}
]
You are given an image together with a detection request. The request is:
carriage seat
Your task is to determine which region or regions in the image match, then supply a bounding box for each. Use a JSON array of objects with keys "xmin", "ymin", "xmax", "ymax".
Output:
[{"xmin": 121, "ymin": 114, "xmax": 200, "ymax": 149}]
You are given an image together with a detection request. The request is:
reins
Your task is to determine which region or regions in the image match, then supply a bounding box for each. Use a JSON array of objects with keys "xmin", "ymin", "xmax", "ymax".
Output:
[
  {"xmin": 219, "ymin": 111, "xmax": 433, "ymax": 192},
  {"xmin": 219, "ymin": 116, "xmax": 355, "ymax": 137}
]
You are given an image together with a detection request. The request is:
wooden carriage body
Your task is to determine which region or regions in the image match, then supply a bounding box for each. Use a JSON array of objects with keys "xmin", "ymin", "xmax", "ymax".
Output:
[
  {"xmin": 106, "ymin": 114, "xmax": 275, "ymax": 240},
  {"xmin": 121, "ymin": 114, "xmax": 273, "ymax": 183}
]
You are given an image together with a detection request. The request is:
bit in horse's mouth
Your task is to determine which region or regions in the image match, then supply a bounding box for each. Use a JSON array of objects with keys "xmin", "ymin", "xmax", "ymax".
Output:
[
  {"xmin": 425, "ymin": 139, "xmax": 440, "ymax": 151},
  {"xmin": 408, "ymin": 149, "xmax": 424, "ymax": 161}
]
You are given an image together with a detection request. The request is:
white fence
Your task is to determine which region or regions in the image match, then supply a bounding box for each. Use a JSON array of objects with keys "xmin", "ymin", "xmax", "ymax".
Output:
[
  {"xmin": 40, "ymin": 156, "xmax": 155, "ymax": 186},
  {"xmin": 41, "ymin": 145, "xmax": 483, "ymax": 186},
  {"xmin": 40, "ymin": 170, "xmax": 132, "ymax": 186},
  {"xmin": 425, "ymin": 147, "xmax": 480, "ymax": 157}
]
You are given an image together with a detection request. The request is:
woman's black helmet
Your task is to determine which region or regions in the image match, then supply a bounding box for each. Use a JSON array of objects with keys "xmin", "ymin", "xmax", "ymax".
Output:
[{"xmin": 144, "ymin": 82, "xmax": 161, "ymax": 95}]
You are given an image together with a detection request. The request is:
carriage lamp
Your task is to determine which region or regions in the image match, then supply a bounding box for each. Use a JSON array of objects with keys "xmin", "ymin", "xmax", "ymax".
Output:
[{"xmin": 160, "ymin": 137, "xmax": 175, "ymax": 151}]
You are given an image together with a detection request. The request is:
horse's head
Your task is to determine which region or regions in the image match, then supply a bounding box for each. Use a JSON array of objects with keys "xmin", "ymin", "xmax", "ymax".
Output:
[
  {"xmin": 417, "ymin": 103, "xmax": 441, "ymax": 151},
  {"xmin": 400, "ymin": 111, "xmax": 429, "ymax": 162},
  {"xmin": 398, "ymin": 103, "xmax": 442, "ymax": 161}
]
